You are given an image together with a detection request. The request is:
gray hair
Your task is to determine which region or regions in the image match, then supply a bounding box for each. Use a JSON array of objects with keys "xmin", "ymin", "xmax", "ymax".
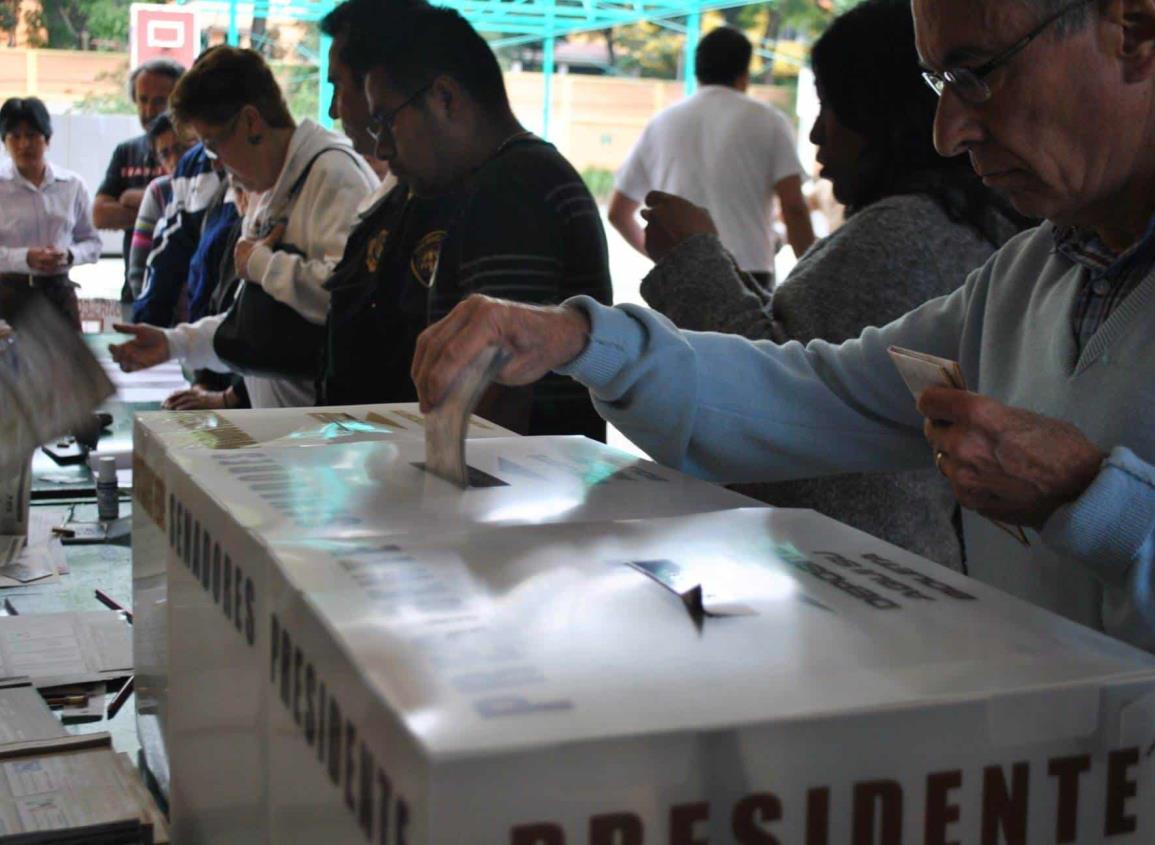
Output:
[
  {"xmin": 1017, "ymin": 0, "xmax": 1094, "ymax": 38},
  {"xmin": 127, "ymin": 57, "xmax": 186, "ymax": 101}
]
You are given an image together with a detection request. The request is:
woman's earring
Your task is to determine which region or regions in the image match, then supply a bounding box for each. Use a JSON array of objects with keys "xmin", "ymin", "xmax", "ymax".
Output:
[{"xmin": 247, "ymin": 134, "xmax": 262, "ymax": 146}]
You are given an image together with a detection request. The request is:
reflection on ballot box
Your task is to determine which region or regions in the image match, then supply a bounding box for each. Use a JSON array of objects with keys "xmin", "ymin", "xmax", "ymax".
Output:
[
  {"xmin": 133, "ymin": 404, "xmax": 1155, "ymax": 844},
  {"xmin": 130, "ymin": 402, "xmax": 517, "ymax": 804}
]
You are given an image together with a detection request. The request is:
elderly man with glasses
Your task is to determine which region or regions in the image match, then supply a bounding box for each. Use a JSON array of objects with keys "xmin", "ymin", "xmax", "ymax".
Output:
[{"xmin": 412, "ymin": 0, "xmax": 1155, "ymax": 651}]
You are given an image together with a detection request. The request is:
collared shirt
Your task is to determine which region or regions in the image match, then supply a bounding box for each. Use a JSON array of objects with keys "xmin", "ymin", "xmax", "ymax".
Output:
[
  {"xmin": 1055, "ymin": 215, "xmax": 1155, "ymax": 354},
  {"xmin": 0, "ymin": 158, "xmax": 102, "ymax": 275}
]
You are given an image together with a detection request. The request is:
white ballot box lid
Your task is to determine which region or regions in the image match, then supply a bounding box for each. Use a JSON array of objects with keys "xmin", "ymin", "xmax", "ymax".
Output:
[{"xmin": 267, "ymin": 507, "xmax": 1155, "ymax": 761}]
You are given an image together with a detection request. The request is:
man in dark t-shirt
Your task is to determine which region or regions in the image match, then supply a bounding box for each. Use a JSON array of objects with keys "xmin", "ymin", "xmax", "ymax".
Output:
[
  {"xmin": 325, "ymin": 1, "xmax": 612, "ymax": 439},
  {"xmin": 93, "ymin": 59, "xmax": 184, "ymax": 316}
]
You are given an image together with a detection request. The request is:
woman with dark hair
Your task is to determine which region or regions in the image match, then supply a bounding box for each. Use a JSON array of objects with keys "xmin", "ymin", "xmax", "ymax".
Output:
[
  {"xmin": 110, "ymin": 46, "xmax": 378, "ymax": 408},
  {"xmin": 0, "ymin": 97, "xmax": 102, "ymax": 330},
  {"xmin": 638, "ymin": 0, "xmax": 1029, "ymax": 568}
]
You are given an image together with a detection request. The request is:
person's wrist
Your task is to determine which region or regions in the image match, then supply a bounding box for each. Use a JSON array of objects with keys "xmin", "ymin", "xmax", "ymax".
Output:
[
  {"xmin": 558, "ymin": 304, "xmax": 592, "ymax": 365},
  {"xmin": 223, "ymin": 387, "xmax": 238, "ymax": 410}
]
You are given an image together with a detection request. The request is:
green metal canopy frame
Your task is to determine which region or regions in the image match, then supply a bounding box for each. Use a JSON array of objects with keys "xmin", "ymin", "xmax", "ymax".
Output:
[{"xmin": 186, "ymin": 0, "xmax": 774, "ymax": 136}]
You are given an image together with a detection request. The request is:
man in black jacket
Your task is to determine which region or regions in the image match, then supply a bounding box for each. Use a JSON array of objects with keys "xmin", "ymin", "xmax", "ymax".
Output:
[{"xmin": 320, "ymin": 0, "xmax": 613, "ymax": 439}]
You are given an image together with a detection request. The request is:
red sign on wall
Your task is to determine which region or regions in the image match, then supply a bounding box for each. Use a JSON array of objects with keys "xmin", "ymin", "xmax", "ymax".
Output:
[{"xmin": 131, "ymin": 4, "xmax": 199, "ymax": 71}]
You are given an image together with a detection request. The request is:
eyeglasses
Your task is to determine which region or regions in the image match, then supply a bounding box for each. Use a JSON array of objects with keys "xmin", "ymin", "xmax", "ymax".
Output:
[
  {"xmin": 921, "ymin": 0, "xmax": 1093, "ymax": 104},
  {"xmin": 367, "ymin": 84, "xmax": 432, "ymax": 150},
  {"xmin": 201, "ymin": 112, "xmax": 243, "ymax": 161}
]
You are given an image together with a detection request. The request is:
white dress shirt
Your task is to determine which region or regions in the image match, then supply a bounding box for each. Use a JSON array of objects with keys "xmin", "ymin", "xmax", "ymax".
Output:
[{"xmin": 0, "ymin": 158, "xmax": 102, "ymax": 275}]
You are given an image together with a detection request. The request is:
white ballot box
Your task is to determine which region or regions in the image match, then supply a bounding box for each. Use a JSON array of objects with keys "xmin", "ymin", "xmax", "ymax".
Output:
[
  {"xmin": 164, "ymin": 490, "xmax": 1155, "ymax": 843},
  {"xmin": 131, "ymin": 403, "xmax": 515, "ymax": 802},
  {"xmin": 150, "ymin": 428, "xmax": 759, "ymax": 841}
]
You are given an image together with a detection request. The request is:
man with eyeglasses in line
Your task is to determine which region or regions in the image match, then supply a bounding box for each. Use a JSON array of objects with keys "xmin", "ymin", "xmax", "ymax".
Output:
[
  {"xmin": 411, "ymin": 0, "xmax": 1155, "ymax": 650},
  {"xmin": 320, "ymin": 0, "xmax": 612, "ymax": 439}
]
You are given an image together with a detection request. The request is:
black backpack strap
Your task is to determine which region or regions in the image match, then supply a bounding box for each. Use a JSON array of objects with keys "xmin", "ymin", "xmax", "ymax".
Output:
[{"xmin": 256, "ymin": 145, "xmax": 362, "ymax": 239}]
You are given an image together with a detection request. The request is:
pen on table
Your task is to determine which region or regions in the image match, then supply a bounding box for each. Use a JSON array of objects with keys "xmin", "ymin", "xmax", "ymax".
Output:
[
  {"xmin": 107, "ymin": 676, "xmax": 134, "ymax": 720},
  {"xmin": 44, "ymin": 694, "xmax": 88, "ymax": 708},
  {"xmin": 94, "ymin": 589, "xmax": 133, "ymax": 624}
]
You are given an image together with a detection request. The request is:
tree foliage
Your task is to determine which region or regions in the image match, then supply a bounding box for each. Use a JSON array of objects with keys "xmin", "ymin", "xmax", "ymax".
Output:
[
  {"xmin": 24, "ymin": 0, "xmax": 131, "ymax": 50},
  {"xmin": 601, "ymin": 0, "xmax": 864, "ymax": 82}
]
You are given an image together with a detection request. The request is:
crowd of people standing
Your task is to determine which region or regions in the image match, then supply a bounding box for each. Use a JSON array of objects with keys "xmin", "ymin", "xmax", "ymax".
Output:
[{"xmin": 2, "ymin": 0, "xmax": 1152, "ymax": 651}]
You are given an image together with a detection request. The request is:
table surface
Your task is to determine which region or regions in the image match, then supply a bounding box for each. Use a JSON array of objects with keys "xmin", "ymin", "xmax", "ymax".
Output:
[
  {"xmin": 13, "ymin": 331, "xmax": 175, "ymax": 800},
  {"xmin": 3, "ymin": 502, "xmax": 138, "ymax": 756}
]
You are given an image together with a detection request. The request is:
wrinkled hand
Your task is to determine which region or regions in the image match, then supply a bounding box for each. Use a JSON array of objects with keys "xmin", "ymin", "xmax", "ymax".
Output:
[
  {"xmin": 108, "ymin": 322, "xmax": 171, "ymax": 372},
  {"xmin": 412, "ymin": 294, "xmax": 590, "ymax": 412},
  {"xmin": 235, "ymin": 222, "xmax": 286, "ymax": 281},
  {"xmin": 26, "ymin": 247, "xmax": 67, "ymax": 273},
  {"xmin": 163, "ymin": 385, "xmax": 228, "ymax": 410},
  {"xmin": 918, "ymin": 387, "xmax": 1106, "ymax": 529},
  {"xmin": 640, "ymin": 191, "xmax": 718, "ymax": 263}
]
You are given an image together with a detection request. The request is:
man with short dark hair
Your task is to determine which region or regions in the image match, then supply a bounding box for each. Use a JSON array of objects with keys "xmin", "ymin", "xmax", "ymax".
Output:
[
  {"xmin": 609, "ymin": 26, "xmax": 814, "ymax": 288},
  {"xmin": 320, "ymin": 0, "xmax": 408, "ymax": 183},
  {"xmin": 93, "ymin": 57, "xmax": 185, "ymax": 318},
  {"xmin": 323, "ymin": 2, "xmax": 612, "ymax": 438}
]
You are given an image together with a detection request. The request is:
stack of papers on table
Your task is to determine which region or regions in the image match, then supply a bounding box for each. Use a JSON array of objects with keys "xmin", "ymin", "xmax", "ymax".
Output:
[{"xmin": 0, "ymin": 733, "xmax": 167, "ymax": 843}]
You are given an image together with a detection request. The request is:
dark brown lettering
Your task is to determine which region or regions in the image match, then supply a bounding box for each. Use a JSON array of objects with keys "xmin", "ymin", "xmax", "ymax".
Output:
[
  {"xmin": 1105, "ymin": 748, "xmax": 1139, "ymax": 836},
  {"xmin": 270, "ymin": 615, "xmax": 280, "ymax": 683},
  {"xmin": 317, "ymin": 682, "xmax": 327, "ymax": 763},
  {"xmin": 232, "ymin": 559, "xmax": 244, "ymax": 634},
  {"xmin": 1049, "ymin": 755, "xmax": 1090, "ymax": 843},
  {"xmin": 304, "ymin": 664, "xmax": 316, "ymax": 745},
  {"xmin": 200, "ymin": 528, "xmax": 211, "ymax": 589},
  {"xmin": 377, "ymin": 769, "xmax": 392, "ymax": 845},
  {"xmin": 345, "ymin": 722, "xmax": 357, "ymax": 811},
  {"xmin": 396, "ymin": 798, "xmax": 409, "ymax": 845},
  {"xmin": 212, "ymin": 544, "xmax": 222, "ymax": 603},
  {"xmin": 853, "ymin": 780, "xmax": 902, "ymax": 845},
  {"xmin": 244, "ymin": 576, "xmax": 256, "ymax": 645},
  {"xmin": 279, "ymin": 628, "xmax": 291, "ymax": 708},
  {"xmin": 358, "ymin": 745, "xmax": 374, "ymax": 837},
  {"xmin": 328, "ymin": 697, "xmax": 342, "ymax": 785},
  {"xmin": 925, "ymin": 770, "xmax": 962, "ymax": 845},
  {"xmin": 223, "ymin": 554, "xmax": 233, "ymax": 620},
  {"xmin": 732, "ymin": 793, "xmax": 781, "ymax": 844},
  {"xmin": 292, "ymin": 647, "xmax": 303, "ymax": 726},
  {"xmin": 982, "ymin": 762, "xmax": 1028, "ymax": 845},
  {"xmin": 806, "ymin": 787, "xmax": 829, "ymax": 845}
]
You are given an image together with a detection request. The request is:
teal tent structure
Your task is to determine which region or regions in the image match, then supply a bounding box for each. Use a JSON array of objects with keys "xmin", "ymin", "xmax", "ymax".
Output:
[{"xmin": 186, "ymin": 0, "xmax": 776, "ymax": 136}]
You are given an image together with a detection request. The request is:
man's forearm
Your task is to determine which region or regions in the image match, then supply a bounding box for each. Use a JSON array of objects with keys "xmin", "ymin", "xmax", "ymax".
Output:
[
  {"xmin": 1042, "ymin": 447, "xmax": 1155, "ymax": 584},
  {"xmin": 783, "ymin": 205, "xmax": 816, "ymax": 257},
  {"xmin": 93, "ymin": 197, "xmax": 139, "ymax": 230},
  {"xmin": 1040, "ymin": 446, "xmax": 1155, "ymax": 647},
  {"xmin": 611, "ymin": 214, "xmax": 647, "ymax": 256},
  {"xmin": 557, "ymin": 295, "xmax": 934, "ymax": 484},
  {"xmin": 608, "ymin": 191, "xmax": 648, "ymax": 257}
]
